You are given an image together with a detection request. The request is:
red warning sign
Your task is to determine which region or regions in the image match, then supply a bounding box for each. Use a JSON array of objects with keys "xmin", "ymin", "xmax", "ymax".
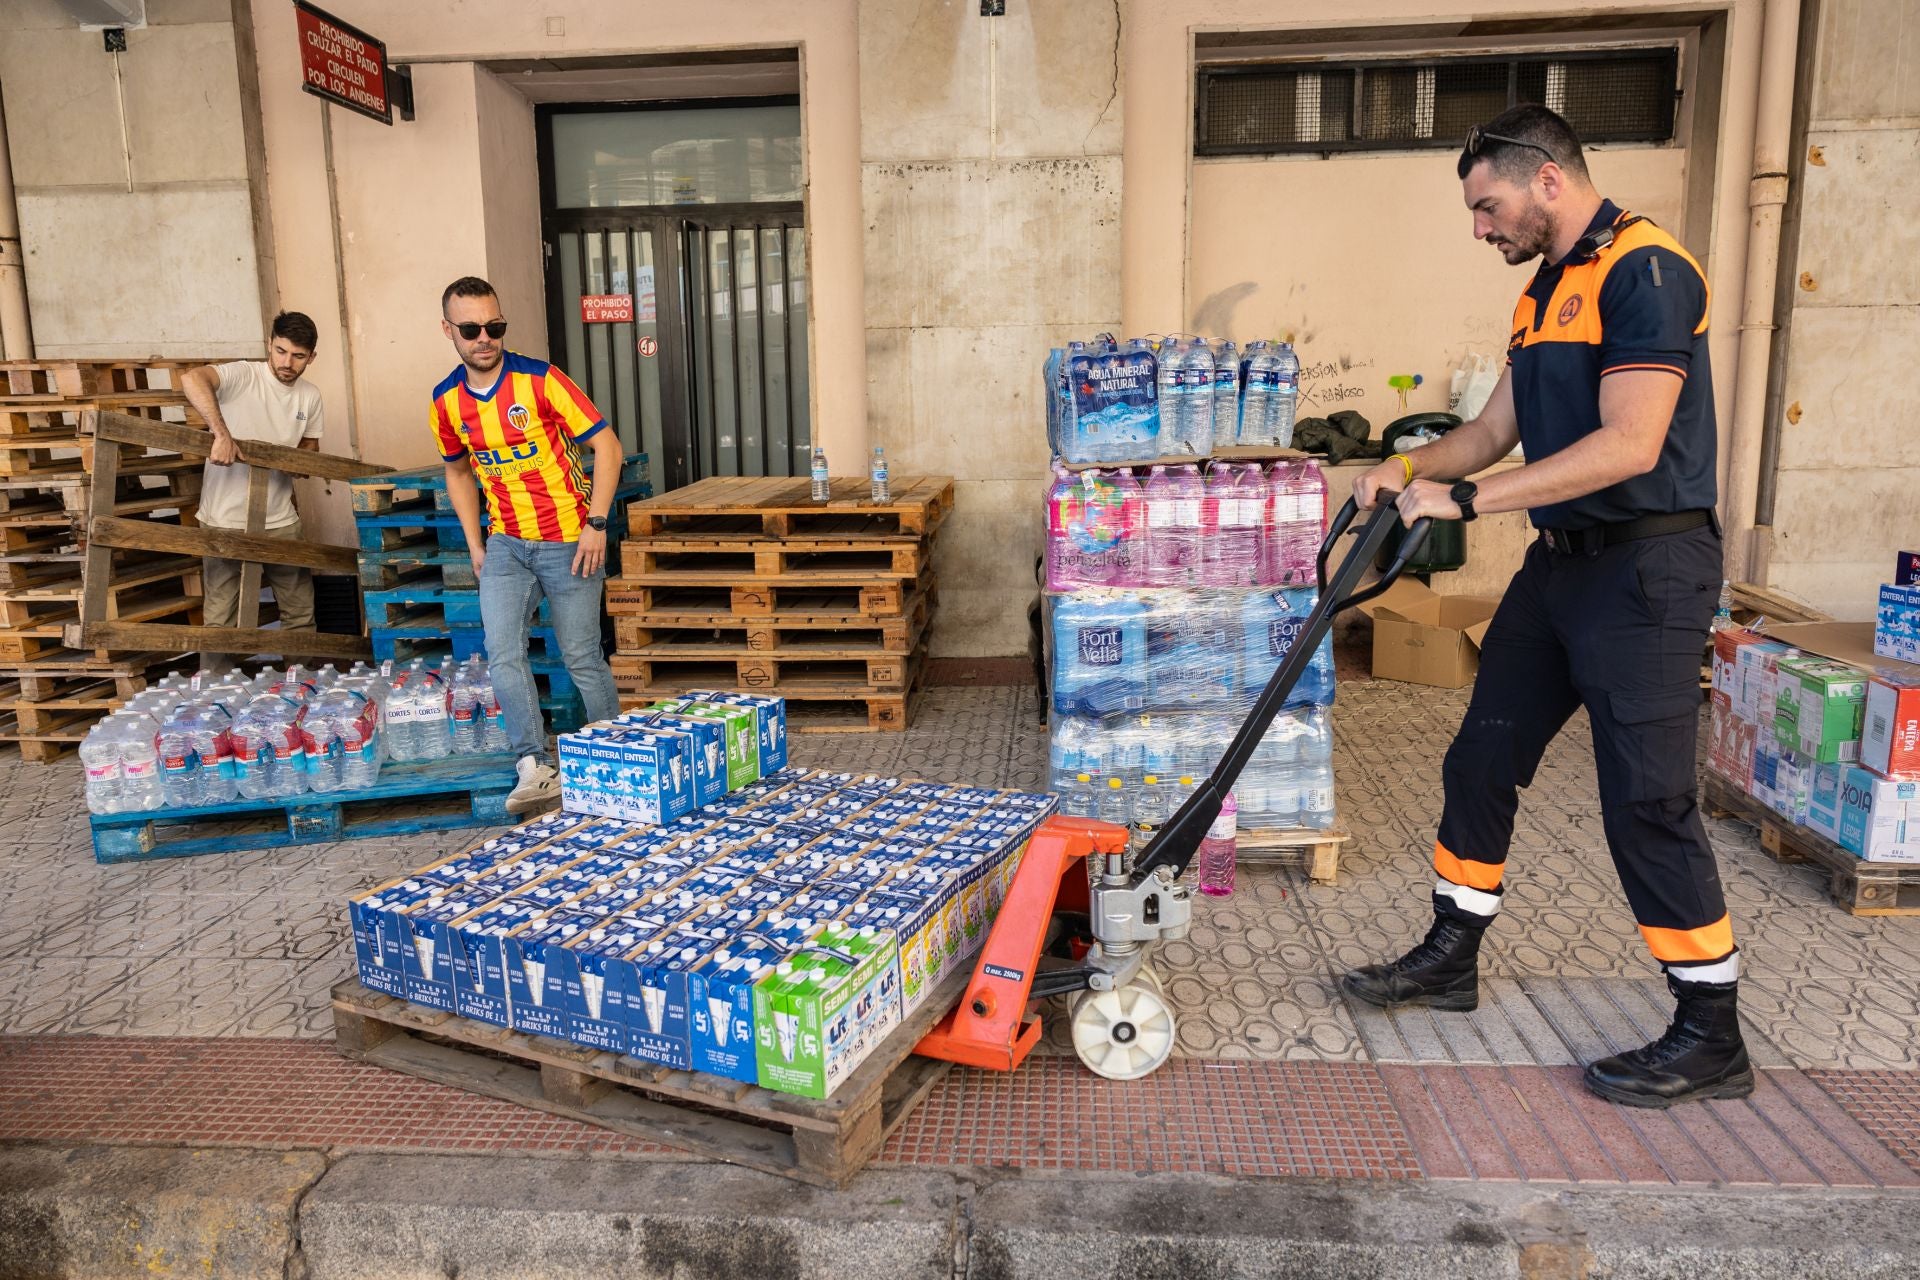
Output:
[
  {"xmin": 638, "ymin": 336, "xmax": 659, "ymax": 358},
  {"xmin": 580, "ymin": 295, "xmax": 634, "ymax": 324}
]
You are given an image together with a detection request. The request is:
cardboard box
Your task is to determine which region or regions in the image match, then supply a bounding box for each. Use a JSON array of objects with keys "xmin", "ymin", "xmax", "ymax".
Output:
[
  {"xmin": 1356, "ymin": 580, "xmax": 1500, "ymax": 689},
  {"xmin": 1805, "ymin": 762, "xmax": 1846, "ymax": 843},
  {"xmin": 1773, "ymin": 656, "xmax": 1867, "ymax": 764},
  {"xmin": 1712, "ymin": 627, "xmax": 1766, "ymax": 699},
  {"xmin": 752, "ymin": 927, "xmax": 902, "ymax": 1100},
  {"xmin": 683, "ymin": 690, "xmax": 790, "ymax": 775},
  {"xmin": 1876, "ymin": 583, "xmax": 1920, "ymax": 664},
  {"xmin": 556, "ymin": 726, "xmax": 696, "ymax": 824},
  {"xmin": 654, "ymin": 700, "xmax": 759, "ymax": 790},
  {"xmin": 1706, "ymin": 691, "xmax": 1758, "ymax": 791},
  {"xmin": 1899, "ymin": 552, "xmax": 1920, "ymax": 587},
  {"xmin": 1836, "ymin": 766, "xmax": 1920, "ymax": 863},
  {"xmin": 1863, "ymin": 674, "xmax": 1920, "ymax": 780}
]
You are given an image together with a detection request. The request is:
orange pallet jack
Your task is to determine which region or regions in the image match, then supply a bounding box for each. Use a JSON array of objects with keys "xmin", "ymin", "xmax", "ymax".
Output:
[{"xmin": 918, "ymin": 496, "xmax": 1429, "ymax": 1079}]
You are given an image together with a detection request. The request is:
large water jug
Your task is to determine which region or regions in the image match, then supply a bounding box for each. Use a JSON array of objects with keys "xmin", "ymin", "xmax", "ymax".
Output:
[{"xmin": 1238, "ymin": 587, "xmax": 1335, "ymax": 711}]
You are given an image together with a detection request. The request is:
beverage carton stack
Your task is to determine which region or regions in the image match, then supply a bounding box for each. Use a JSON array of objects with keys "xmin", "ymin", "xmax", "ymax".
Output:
[
  {"xmin": 348, "ymin": 453, "xmax": 651, "ymax": 733},
  {"xmin": 344, "ymin": 690, "xmax": 1057, "ymax": 1127},
  {"xmin": 1705, "ymin": 552, "xmax": 1920, "ymax": 914},
  {"xmin": 605, "ymin": 473, "xmax": 953, "ymax": 732},
  {"xmin": 1040, "ymin": 333, "xmax": 1345, "ymax": 885},
  {"xmin": 0, "ymin": 358, "xmax": 213, "ymax": 761}
]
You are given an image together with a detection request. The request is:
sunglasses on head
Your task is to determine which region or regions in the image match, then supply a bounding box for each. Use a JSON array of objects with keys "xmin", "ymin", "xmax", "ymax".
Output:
[
  {"xmin": 454, "ymin": 321, "xmax": 508, "ymax": 340},
  {"xmin": 1463, "ymin": 125, "xmax": 1556, "ymax": 164}
]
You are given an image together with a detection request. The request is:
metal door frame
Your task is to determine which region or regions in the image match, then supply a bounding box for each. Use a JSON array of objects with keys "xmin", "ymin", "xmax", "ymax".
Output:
[{"xmin": 535, "ymin": 97, "xmax": 804, "ymax": 493}]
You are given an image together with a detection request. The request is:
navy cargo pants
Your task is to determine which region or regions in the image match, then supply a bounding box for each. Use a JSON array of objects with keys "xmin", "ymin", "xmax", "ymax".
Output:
[{"xmin": 1430, "ymin": 522, "xmax": 1736, "ymax": 981}]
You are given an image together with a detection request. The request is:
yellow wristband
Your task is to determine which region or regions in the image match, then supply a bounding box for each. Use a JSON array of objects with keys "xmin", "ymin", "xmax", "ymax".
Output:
[{"xmin": 1390, "ymin": 453, "xmax": 1415, "ymax": 487}]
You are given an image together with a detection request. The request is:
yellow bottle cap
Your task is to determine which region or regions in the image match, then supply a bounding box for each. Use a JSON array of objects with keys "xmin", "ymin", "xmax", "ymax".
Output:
[
  {"xmin": 1108, "ymin": 777, "xmax": 1122, "ymax": 789},
  {"xmin": 1143, "ymin": 775, "xmax": 1158, "ymax": 785}
]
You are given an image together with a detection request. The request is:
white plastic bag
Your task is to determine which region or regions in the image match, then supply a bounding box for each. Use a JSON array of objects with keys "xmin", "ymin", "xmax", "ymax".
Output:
[{"xmin": 1453, "ymin": 353, "xmax": 1500, "ymax": 422}]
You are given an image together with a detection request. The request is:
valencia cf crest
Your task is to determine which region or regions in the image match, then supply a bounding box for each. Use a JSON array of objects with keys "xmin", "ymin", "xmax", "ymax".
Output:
[{"xmin": 507, "ymin": 403, "xmax": 532, "ymax": 432}]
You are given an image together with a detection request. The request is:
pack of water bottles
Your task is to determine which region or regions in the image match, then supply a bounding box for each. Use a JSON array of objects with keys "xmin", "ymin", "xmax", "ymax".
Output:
[
  {"xmin": 348, "ymin": 768, "xmax": 1056, "ymax": 1098},
  {"xmin": 82, "ymin": 657, "xmax": 513, "ymax": 817},
  {"xmin": 1045, "ymin": 333, "xmax": 1301, "ymax": 465},
  {"xmin": 1045, "ymin": 458, "xmax": 1327, "ymax": 591}
]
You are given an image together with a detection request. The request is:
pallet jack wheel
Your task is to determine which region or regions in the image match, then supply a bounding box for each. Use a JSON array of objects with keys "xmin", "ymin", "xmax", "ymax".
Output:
[{"xmin": 1069, "ymin": 978, "xmax": 1176, "ymax": 1080}]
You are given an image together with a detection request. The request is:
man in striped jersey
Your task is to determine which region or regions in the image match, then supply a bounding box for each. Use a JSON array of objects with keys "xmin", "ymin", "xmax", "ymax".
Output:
[{"xmin": 432, "ymin": 276, "xmax": 623, "ymax": 814}]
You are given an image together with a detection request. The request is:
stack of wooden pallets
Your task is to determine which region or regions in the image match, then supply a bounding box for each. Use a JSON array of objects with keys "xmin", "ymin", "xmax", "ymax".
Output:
[
  {"xmin": 608, "ymin": 476, "xmax": 952, "ymax": 731},
  {"xmin": 347, "ymin": 454, "xmax": 652, "ymax": 734},
  {"xmin": 0, "ymin": 359, "xmax": 210, "ymax": 759}
]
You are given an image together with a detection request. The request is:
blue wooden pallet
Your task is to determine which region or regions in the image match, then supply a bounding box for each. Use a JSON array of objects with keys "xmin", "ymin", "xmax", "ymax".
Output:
[
  {"xmin": 369, "ymin": 623, "xmax": 566, "ymax": 665},
  {"xmin": 364, "ymin": 583, "xmax": 556, "ymax": 629},
  {"xmin": 88, "ymin": 755, "xmax": 518, "ymax": 863},
  {"xmin": 356, "ymin": 547, "xmax": 479, "ymax": 590}
]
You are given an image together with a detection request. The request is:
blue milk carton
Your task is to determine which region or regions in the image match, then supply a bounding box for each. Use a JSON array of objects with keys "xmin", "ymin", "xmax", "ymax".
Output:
[
  {"xmin": 688, "ymin": 934, "xmax": 793, "ymax": 1083},
  {"xmin": 557, "ymin": 914, "xmax": 671, "ymax": 1052},
  {"xmin": 348, "ymin": 879, "xmax": 443, "ymax": 998},
  {"xmin": 684, "ymin": 690, "xmax": 789, "ymax": 775},
  {"xmin": 623, "ymin": 710, "xmax": 730, "ymax": 806},
  {"xmin": 1052, "ymin": 594, "xmax": 1149, "ymax": 717},
  {"xmin": 502, "ymin": 909, "xmax": 611, "ymax": 1041},
  {"xmin": 448, "ymin": 896, "xmax": 551, "ymax": 1026},
  {"xmin": 397, "ymin": 884, "xmax": 526, "ymax": 1013},
  {"xmin": 627, "ymin": 926, "xmax": 724, "ymax": 1067}
]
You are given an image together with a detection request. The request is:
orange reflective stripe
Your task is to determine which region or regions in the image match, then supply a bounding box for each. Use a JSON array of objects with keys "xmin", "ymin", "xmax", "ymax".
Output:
[
  {"xmin": 1433, "ymin": 841, "xmax": 1504, "ymax": 892},
  {"xmin": 1639, "ymin": 914, "xmax": 1736, "ymax": 964},
  {"xmin": 1600, "ymin": 362, "xmax": 1686, "ymax": 378}
]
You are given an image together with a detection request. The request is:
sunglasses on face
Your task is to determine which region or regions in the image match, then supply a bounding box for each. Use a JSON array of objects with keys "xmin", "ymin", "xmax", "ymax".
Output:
[
  {"xmin": 1463, "ymin": 125, "xmax": 1556, "ymax": 164},
  {"xmin": 454, "ymin": 321, "xmax": 508, "ymax": 340}
]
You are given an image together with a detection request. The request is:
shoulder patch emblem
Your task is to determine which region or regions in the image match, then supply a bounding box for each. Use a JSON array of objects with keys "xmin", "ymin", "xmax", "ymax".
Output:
[{"xmin": 1557, "ymin": 294, "xmax": 1584, "ymax": 327}]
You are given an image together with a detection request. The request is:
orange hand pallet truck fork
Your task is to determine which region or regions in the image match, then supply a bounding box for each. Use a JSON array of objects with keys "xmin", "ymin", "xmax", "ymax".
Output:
[{"xmin": 917, "ymin": 495, "xmax": 1431, "ymax": 1080}]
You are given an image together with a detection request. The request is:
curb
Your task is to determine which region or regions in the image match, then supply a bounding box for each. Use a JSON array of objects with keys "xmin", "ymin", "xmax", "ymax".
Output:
[{"xmin": 7, "ymin": 1144, "xmax": 1920, "ymax": 1279}]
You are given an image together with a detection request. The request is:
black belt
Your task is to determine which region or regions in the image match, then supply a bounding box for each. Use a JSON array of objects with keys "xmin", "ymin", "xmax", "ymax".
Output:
[{"xmin": 1539, "ymin": 509, "xmax": 1713, "ymax": 557}]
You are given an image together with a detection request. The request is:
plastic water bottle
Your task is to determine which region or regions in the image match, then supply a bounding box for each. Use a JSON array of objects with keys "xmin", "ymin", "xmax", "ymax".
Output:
[
  {"xmin": 810, "ymin": 445, "xmax": 830, "ymax": 502},
  {"xmin": 1711, "ymin": 580, "xmax": 1734, "ymax": 632},
  {"xmin": 1206, "ymin": 462, "xmax": 1263, "ymax": 587},
  {"xmin": 1238, "ymin": 342, "xmax": 1272, "ymax": 446},
  {"xmin": 449, "ymin": 660, "xmax": 483, "ymax": 755},
  {"xmin": 156, "ymin": 700, "xmax": 201, "ymax": 809},
  {"xmin": 81, "ymin": 716, "xmax": 124, "ymax": 814},
  {"xmin": 231, "ymin": 694, "xmax": 301, "ymax": 800},
  {"xmin": 1265, "ymin": 461, "xmax": 1327, "ymax": 586},
  {"xmin": 1300, "ymin": 709, "xmax": 1336, "ymax": 831},
  {"xmin": 1155, "ymin": 337, "xmax": 1183, "ymax": 457},
  {"xmin": 478, "ymin": 663, "xmax": 508, "ymax": 753},
  {"xmin": 1096, "ymin": 776, "xmax": 1131, "ymax": 830},
  {"xmin": 870, "ymin": 446, "xmax": 891, "ymax": 503},
  {"xmin": 1061, "ymin": 772, "xmax": 1096, "ymax": 819},
  {"xmin": 1051, "ymin": 594, "xmax": 1148, "ymax": 717},
  {"xmin": 1144, "ymin": 464, "xmax": 1204, "ymax": 587},
  {"xmin": 1183, "ymin": 340, "xmax": 1215, "ymax": 457},
  {"xmin": 194, "ymin": 702, "xmax": 237, "ymax": 805},
  {"xmin": 303, "ymin": 695, "xmax": 346, "ymax": 793},
  {"xmin": 1108, "ymin": 467, "xmax": 1146, "ymax": 587},
  {"xmin": 119, "ymin": 709, "xmax": 163, "ymax": 812},
  {"xmin": 1212, "ymin": 340, "xmax": 1239, "ymax": 448},
  {"xmin": 1239, "ymin": 587, "xmax": 1334, "ymax": 711},
  {"xmin": 1132, "ymin": 775, "xmax": 1168, "ymax": 855},
  {"xmin": 1198, "ymin": 790, "xmax": 1238, "ymax": 897},
  {"xmin": 1272, "ymin": 342, "xmax": 1300, "ymax": 447},
  {"xmin": 414, "ymin": 668, "xmax": 450, "ymax": 760}
]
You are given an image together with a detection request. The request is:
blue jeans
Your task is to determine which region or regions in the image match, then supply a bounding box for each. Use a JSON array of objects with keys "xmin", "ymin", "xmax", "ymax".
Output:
[{"xmin": 479, "ymin": 533, "xmax": 619, "ymax": 766}]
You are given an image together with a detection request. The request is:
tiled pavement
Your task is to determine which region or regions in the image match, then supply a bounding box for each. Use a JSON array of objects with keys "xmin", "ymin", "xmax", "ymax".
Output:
[{"xmin": 5, "ymin": 664, "xmax": 1920, "ymax": 1190}]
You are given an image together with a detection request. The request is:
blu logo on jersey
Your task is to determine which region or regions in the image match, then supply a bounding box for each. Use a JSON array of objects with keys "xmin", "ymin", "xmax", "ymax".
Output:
[{"xmin": 472, "ymin": 440, "xmax": 541, "ymax": 466}]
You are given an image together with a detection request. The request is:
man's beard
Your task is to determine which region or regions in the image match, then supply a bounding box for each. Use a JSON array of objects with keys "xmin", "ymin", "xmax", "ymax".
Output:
[
  {"xmin": 1496, "ymin": 200, "xmax": 1557, "ymax": 265},
  {"xmin": 465, "ymin": 346, "xmax": 503, "ymax": 371}
]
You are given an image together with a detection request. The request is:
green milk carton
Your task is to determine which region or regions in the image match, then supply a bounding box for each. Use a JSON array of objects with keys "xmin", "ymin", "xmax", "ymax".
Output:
[
  {"xmin": 654, "ymin": 699, "xmax": 759, "ymax": 790},
  {"xmin": 752, "ymin": 926, "xmax": 901, "ymax": 1100},
  {"xmin": 1774, "ymin": 656, "xmax": 1868, "ymax": 764}
]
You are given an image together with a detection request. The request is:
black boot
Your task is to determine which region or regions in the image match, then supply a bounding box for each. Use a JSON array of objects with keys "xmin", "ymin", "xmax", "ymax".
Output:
[
  {"xmin": 1342, "ymin": 908, "xmax": 1487, "ymax": 1012},
  {"xmin": 1583, "ymin": 974, "xmax": 1754, "ymax": 1108}
]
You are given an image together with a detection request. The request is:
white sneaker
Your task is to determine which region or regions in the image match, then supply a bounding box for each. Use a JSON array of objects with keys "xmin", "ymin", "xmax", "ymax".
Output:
[{"xmin": 506, "ymin": 756, "xmax": 561, "ymax": 815}]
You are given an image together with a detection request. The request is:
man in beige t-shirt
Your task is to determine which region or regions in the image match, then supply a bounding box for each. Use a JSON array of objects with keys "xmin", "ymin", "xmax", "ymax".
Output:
[{"xmin": 179, "ymin": 312, "xmax": 326, "ymax": 658}]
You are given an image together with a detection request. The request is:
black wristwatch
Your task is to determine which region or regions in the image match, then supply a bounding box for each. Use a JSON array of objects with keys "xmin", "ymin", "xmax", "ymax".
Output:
[
  {"xmin": 1449, "ymin": 481, "xmax": 1479, "ymax": 523},
  {"xmin": 585, "ymin": 515, "xmax": 608, "ymax": 532}
]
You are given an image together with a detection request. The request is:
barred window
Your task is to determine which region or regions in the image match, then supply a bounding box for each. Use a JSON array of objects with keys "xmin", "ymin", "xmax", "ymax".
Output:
[{"xmin": 1196, "ymin": 48, "xmax": 1678, "ymax": 156}]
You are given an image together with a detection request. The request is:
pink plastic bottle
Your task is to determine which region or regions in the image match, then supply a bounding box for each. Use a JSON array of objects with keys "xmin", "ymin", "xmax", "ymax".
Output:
[
  {"xmin": 1205, "ymin": 462, "xmax": 1262, "ymax": 587},
  {"xmin": 1108, "ymin": 467, "xmax": 1147, "ymax": 587},
  {"xmin": 1198, "ymin": 790, "xmax": 1238, "ymax": 897}
]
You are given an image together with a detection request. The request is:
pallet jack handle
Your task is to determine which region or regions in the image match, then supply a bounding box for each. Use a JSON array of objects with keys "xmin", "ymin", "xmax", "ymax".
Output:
[{"xmin": 1131, "ymin": 495, "xmax": 1430, "ymax": 882}]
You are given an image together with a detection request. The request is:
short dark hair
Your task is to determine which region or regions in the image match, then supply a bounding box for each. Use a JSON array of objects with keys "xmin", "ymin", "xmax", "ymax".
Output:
[
  {"xmin": 442, "ymin": 276, "xmax": 498, "ymax": 314},
  {"xmin": 1457, "ymin": 104, "xmax": 1590, "ymax": 184},
  {"xmin": 270, "ymin": 311, "xmax": 318, "ymax": 352}
]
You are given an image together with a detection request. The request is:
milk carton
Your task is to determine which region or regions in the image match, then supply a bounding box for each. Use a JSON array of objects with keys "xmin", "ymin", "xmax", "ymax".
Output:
[
  {"xmin": 1863, "ymin": 673, "xmax": 1920, "ymax": 779},
  {"xmin": 1837, "ymin": 766, "xmax": 1920, "ymax": 862},
  {"xmin": 1876, "ymin": 583, "xmax": 1920, "ymax": 664},
  {"xmin": 620, "ymin": 710, "xmax": 730, "ymax": 806},
  {"xmin": 349, "ymin": 879, "xmax": 443, "ymax": 997},
  {"xmin": 557, "ymin": 726, "xmax": 696, "ymax": 823},
  {"xmin": 651, "ymin": 699, "xmax": 758, "ymax": 790},
  {"xmin": 626, "ymin": 928, "xmax": 719, "ymax": 1067},
  {"xmin": 556, "ymin": 914, "xmax": 674, "ymax": 1052},
  {"xmin": 687, "ymin": 936, "xmax": 790, "ymax": 1083},
  {"xmin": 752, "ymin": 925, "xmax": 902, "ymax": 1099},
  {"xmin": 682, "ymin": 690, "xmax": 789, "ymax": 775},
  {"xmin": 1774, "ymin": 656, "xmax": 1868, "ymax": 764},
  {"xmin": 447, "ymin": 897, "xmax": 551, "ymax": 1025},
  {"xmin": 502, "ymin": 910, "xmax": 608, "ymax": 1040}
]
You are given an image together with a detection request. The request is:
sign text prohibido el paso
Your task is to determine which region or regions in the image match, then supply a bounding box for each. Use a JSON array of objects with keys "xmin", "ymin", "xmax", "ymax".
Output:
[{"xmin": 294, "ymin": 1, "xmax": 392, "ymax": 125}]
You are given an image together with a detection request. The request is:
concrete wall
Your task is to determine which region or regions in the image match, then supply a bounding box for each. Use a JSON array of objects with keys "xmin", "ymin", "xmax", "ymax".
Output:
[
  {"xmin": 1763, "ymin": 0, "xmax": 1920, "ymax": 619},
  {"xmin": 0, "ymin": 0, "xmax": 272, "ymax": 358},
  {"xmin": 861, "ymin": 0, "xmax": 1124, "ymax": 656}
]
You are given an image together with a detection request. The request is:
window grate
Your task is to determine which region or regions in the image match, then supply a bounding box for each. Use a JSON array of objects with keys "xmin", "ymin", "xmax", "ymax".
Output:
[{"xmin": 1196, "ymin": 47, "xmax": 1678, "ymax": 156}]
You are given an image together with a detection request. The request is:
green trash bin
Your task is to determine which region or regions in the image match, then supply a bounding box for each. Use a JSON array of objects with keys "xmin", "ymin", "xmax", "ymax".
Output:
[{"xmin": 1374, "ymin": 412, "xmax": 1468, "ymax": 576}]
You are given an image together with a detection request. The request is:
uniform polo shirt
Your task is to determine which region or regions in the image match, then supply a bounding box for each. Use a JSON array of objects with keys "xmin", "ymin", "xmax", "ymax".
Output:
[{"xmin": 1506, "ymin": 199, "xmax": 1717, "ymax": 530}]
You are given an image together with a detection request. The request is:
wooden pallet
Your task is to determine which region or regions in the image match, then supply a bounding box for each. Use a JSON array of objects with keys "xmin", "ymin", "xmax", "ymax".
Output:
[
  {"xmin": 612, "ymin": 650, "xmax": 913, "ymax": 693},
  {"xmin": 620, "ymin": 536, "xmax": 930, "ymax": 581},
  {"xmin": 331, "ymin": 961, "xmax": 967, "ymax": 1188},
  {"xmin": 362, "ymin": 584, "xmax": 553, "ymax": 630},
  {"xmin": 87, "ymin": 754, "xmax": 517, "ymax": 863},
  {"xmin": 616, "ymin": 652, "xmax": 927, "ymax": 732},
  {"xmin": 0, "ymin": 357, "xmax": 204, "ymax": 401},
  {"xmin": 614, "ymin": 590, "xmax": 930, "ymax": 656},
  {"xmin": 607, "ymin": 574, "xmax": 931, "ymax": 619},
  {"xmin": 1702, "ymin": 773, "xmax": 1920, "ymax": 916},
  {"xmin": 356, "ymin": 547, "xmax": 479, "ymax": 591},
  {"xmin": 1236, "ymin": 825, "xmax": 1350, "ymax": 885},
  {"xmin": 0, "ymin": 588, "xmax": 201, "ymax": 662},
  {"xmin": 627, "ymin": 476, "xmax": 954, "ymax": 540}
]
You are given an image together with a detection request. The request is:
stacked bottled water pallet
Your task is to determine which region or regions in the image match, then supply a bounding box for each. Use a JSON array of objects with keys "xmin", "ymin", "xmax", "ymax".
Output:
[
  {"xmin": 83, "ymin": 658, "xmax": 518, "ymax": 863},
  {"xmin": 1042, "ymin": 336, "xmax": 1344, "ymax": 890},
  {"xmin": 1046, "ymin": 332, "xmax": 1300, "ymax": 463}
]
